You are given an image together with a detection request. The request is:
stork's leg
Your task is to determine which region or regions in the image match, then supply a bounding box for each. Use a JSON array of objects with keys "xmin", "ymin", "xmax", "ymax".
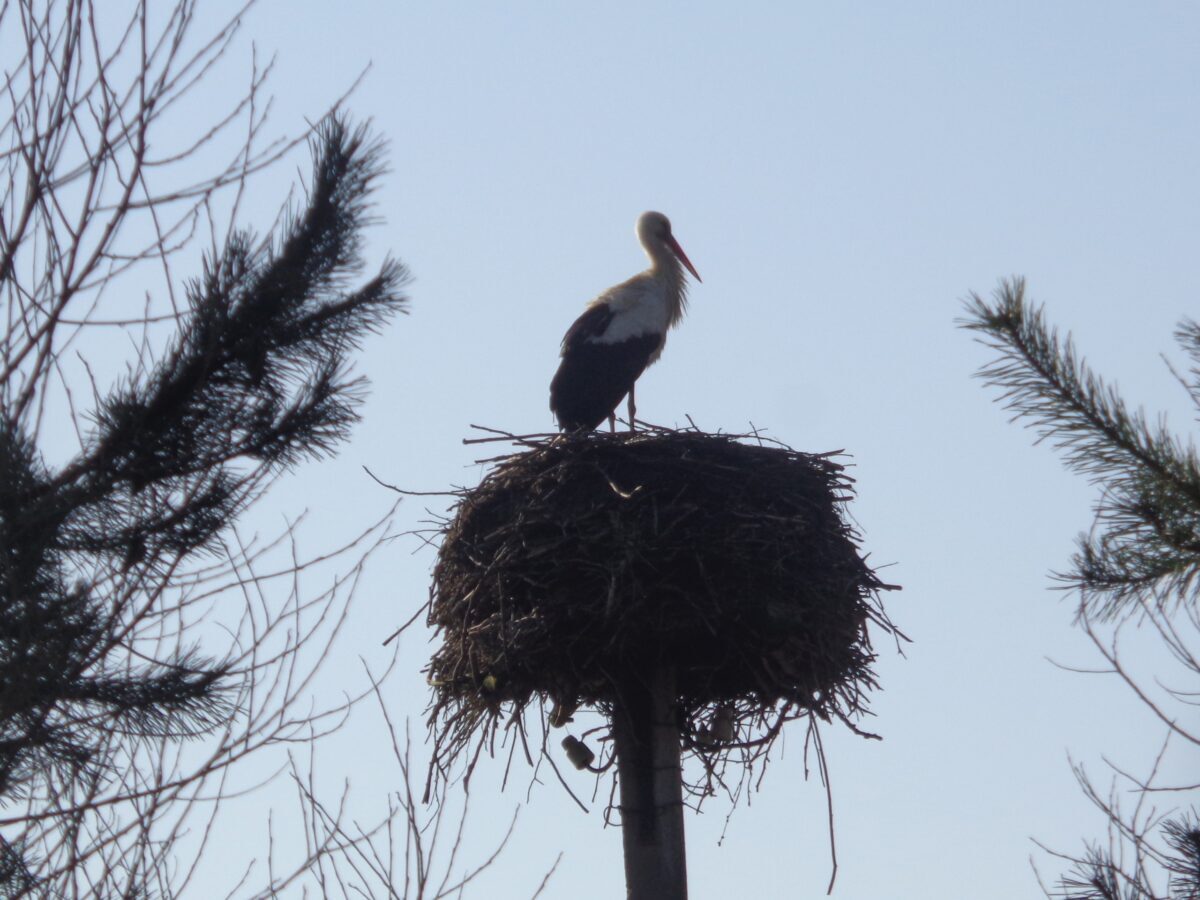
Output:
[
  {"xmin": 608, "ymin": 413, "xmax": 616, "ymax": 433},
  {"xmin": 627, "ymin": 383, "xmax": 636, "ymax": 432}
]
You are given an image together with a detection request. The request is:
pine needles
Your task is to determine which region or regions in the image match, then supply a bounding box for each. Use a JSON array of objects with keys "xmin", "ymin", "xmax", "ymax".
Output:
[
  {"xmin": 0, "ymin": 114, "xmax": 406, "ymax": 891},
  {"xmin": 962, "ymin": 277, "xmax": 1200, "ymax": 620},
  {"xmin": 964, "ymin": 277, "xmax": 1200, "ymax": 899}
]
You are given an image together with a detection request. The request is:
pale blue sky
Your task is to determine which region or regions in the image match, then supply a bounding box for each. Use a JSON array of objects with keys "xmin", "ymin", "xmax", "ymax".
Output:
[{"xmin": 132, "ymin": 2, "xmax": 1200, "ymax": 896}]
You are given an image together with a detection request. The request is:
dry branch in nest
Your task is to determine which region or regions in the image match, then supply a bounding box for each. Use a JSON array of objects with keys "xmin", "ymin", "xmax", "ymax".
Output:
[{"xmin": 425, "ymin": 426, "xmax": 900, "ymax": 801}]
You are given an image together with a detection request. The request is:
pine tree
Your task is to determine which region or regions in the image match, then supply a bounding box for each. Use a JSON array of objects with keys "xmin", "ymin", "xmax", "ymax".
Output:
[
  {"xmin": 963, "ymin": 277, "xmax": 1200, "ymax": 899},
  {"xmin": 0, "ymin": 3, "xmax": 408, "ymax": 893}
]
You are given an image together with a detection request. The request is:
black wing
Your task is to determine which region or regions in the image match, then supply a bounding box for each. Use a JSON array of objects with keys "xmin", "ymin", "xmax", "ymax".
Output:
[
  {"xmin": 550, "ymin": 306, "xmax": 658, "ymax": 431},
  {"xmin": 559, "ymin": 303, "xmax": 614, "ymax": 353}
]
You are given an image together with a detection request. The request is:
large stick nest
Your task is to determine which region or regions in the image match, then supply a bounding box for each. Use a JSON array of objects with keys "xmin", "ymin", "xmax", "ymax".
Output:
[{"xmin": 426, "ymin": 428, "xmax": 899, "ymax": 783}]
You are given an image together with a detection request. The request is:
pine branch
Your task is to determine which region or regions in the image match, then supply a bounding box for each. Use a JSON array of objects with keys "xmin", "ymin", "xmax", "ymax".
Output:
[
  {"xmin": 1163, "ymin": 815, "xmax": 1200, "ymax": 898},
  {"xmin": 1, "ymin": 417, "xmax": 233, "ymax": 803},
  {"xmin": 962, "ymin": 278, "xmax": 1200, "ymax": 619},
  {"xmin": 2, "ymin": 2, "xmax": 416, "ymax": 890},
  {"xmin": 0, "ymin": 836, "xmax": 38, "ymax": 897},
  {"xmin": 49, "ymin": 115, "xmax": 408, "ymax": 566},
  {"xmin": 1049, "ymin": 814, "xmax": 1200, "ymax": 900},
  {"xmin": 0, "ymin": 112, "xmax": 406, "ymax": 888},
  {"xmin": 1054, "ymin": 846, "xmax": 1134, "ymax": 900},
  {"xmin": 1172, "ymin": 320, "xmax": 1200, "ymax": 420}
]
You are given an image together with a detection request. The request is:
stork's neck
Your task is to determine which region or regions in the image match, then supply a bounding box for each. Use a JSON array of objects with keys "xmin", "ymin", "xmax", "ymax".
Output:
[{"xmin": 645, "ymin": 247, "xmax": 689, "ymax": 329}]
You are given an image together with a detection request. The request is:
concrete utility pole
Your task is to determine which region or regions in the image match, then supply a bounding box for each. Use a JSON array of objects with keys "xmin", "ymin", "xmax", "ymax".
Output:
[{"xmin": 611, "ymin": 665, "xmax": 687, "ymax": 900}]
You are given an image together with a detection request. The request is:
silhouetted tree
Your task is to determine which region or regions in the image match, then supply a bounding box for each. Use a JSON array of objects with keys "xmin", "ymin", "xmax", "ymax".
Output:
[
  {"xmin": 0, "ymin": 2, "xmax": 413, "ymax": 895},
  {"xmin": 964, "ymin": 277, "xmax": 1200, "ymax": 900}
]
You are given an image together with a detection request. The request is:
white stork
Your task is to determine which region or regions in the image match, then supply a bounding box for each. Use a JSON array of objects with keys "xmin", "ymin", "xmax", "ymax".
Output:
[{"xmin": 549, "ymin": 211, "xmax": 701, "ymax": 432}]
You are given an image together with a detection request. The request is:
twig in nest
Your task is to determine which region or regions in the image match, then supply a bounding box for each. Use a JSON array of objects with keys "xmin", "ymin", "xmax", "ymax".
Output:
[{"xmin": 423, "ymin": 424, "xmax": 902, "ymax": 826}]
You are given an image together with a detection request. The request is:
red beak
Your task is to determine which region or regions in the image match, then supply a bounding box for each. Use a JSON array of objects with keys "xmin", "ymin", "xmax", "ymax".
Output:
[{"xmin": 667, "ymin": 235, "xmax": 702, "ymax": 283}]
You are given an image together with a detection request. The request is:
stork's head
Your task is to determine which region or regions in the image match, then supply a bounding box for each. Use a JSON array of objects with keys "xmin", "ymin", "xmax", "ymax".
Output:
[{"xmin": 637, "ymin": 211, "xmax": 701, "ymax": 282}]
